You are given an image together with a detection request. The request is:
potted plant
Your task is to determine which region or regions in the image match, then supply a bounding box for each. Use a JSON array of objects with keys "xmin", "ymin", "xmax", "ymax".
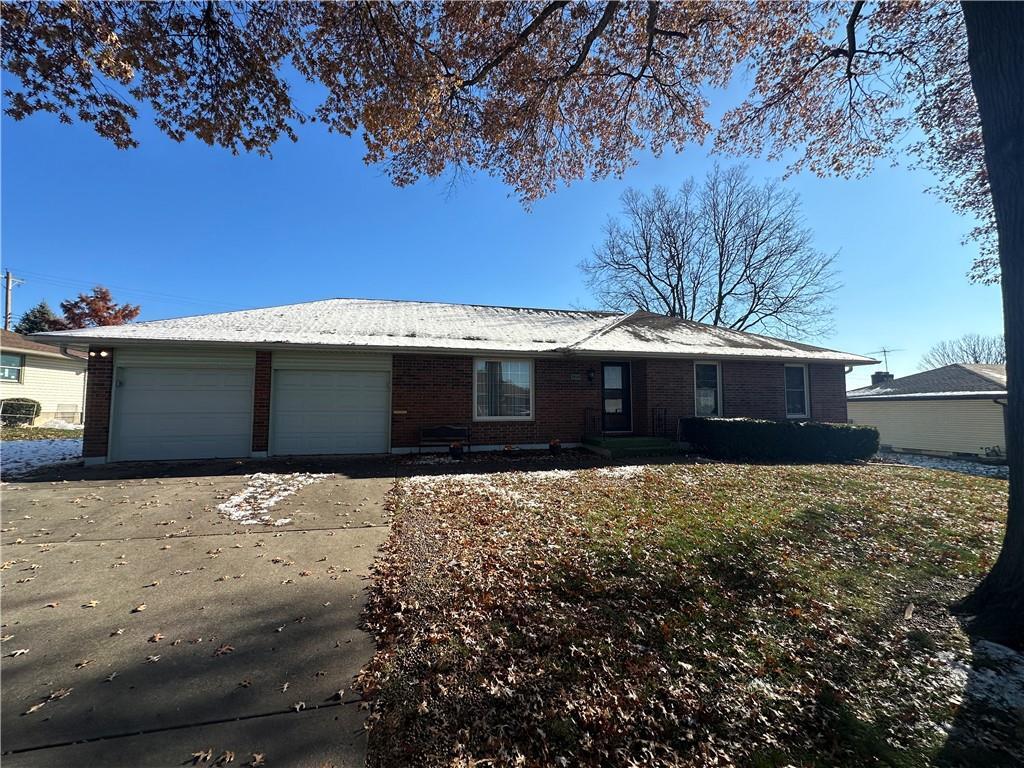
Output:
[
  {"xmin": 449, "ymin": 441, "xmax": 464, "ymax": 459},
  {"xmin": 549, "ymin": 438, "xmax": 561, "ymax": 456}
]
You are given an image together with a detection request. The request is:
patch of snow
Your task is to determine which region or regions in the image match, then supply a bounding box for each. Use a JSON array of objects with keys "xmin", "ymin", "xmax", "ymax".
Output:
[
  {"xmin": 0, "ymin": 438, "xmax": 82, "ymax": 479},
  {"xmin": 217, "ymin": 472, "xmax": 330, "ymax": 526},
  {"xmin": 937, "ymin": 641, "xmax": 1024, "ymax": 715},
  {"xmin": 407, "ymin": 454, "xmax": 458, "ymax": 465},
  {"xmin": 37, "ymin": 419, "xmax": 84, "ymax": 430},
  {"xmin": 595, "ymin": 464, "xmax": 654, "ymax": 479},
  {"xmin": 873, "ymin": 452, "xmax": 1008, "ymax": 480}
]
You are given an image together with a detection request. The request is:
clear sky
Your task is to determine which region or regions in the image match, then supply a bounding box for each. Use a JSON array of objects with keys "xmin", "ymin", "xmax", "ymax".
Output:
[{"xmin": 1, "ymin": 81, "xmax": 1003, "ymax": 390}]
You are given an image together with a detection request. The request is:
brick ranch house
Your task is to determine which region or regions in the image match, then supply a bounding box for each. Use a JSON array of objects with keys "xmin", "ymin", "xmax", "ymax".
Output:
[{"xmin": 34, "ymin": 298, "xmax": 874, "ymax": 464}]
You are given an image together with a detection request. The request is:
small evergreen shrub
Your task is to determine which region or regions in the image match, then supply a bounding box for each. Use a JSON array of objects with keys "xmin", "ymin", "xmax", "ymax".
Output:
[{"xmin": 679, "ymin": 417, "xmax": 879, "ymax": 462}]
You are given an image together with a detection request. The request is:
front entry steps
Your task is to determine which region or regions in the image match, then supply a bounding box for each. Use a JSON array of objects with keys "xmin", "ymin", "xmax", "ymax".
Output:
[{"xmin": 582, "ymin": 436, "xmax": 679, "ymax": 459}]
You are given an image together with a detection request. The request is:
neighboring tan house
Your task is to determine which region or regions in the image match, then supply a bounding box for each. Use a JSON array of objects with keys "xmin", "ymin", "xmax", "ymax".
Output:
[
  {"xmin": 847, "ymin": 364, "xmax": 1007, "ymax": 459},
  {"xmin": 33, "ymin": 298, "xmax": 874, "ymax": 464},
  {"xmin": 1, "ymin": 329, "xmax": 88, "ymax": 425}
]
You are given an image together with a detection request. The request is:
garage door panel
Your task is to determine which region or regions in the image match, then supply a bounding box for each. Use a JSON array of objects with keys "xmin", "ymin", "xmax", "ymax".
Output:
[
  {"xmin": 112, "ymin": 366, "xmax": 253, "ymax": 462},
  {"xmin": 271, "ymin": 369, "xmax": 389, "ymax": 456}
]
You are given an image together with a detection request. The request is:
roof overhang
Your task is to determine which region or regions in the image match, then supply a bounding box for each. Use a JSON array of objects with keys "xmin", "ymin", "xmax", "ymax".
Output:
[{"xmin": 29, "ymin": 334, "xmax": 874, "ymax": 366}]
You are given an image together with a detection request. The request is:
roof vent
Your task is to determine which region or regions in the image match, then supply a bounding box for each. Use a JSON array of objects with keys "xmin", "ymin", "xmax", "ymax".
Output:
[{"xmin": 871, "ymin": 371, "xmax": 895, "ymax": 386}]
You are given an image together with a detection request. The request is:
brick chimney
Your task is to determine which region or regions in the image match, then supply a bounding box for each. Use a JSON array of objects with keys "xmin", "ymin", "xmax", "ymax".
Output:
[{"xmin": 871, "ymin": 371, "xmax": 895, "ymax": 386}]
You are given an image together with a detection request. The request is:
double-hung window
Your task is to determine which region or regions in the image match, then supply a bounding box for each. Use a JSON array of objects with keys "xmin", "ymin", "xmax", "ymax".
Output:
[
  {"xmin": 694, "ymin": 362, "xmax": 721, "ymax": 417},
  {"xmin": 474, "ymin": 359, "xmax": 533, "ymax": 420},
  {"xmin": 0, "ymin": 353, "xmax": 24, "ymax": 382},
  {"xmin": 785, "ymin": 365, "xmax": 809, "ymax": 418}
]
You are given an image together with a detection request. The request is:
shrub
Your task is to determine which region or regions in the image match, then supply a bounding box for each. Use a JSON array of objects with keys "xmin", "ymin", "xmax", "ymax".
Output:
[
  {"xmin": 679, "ymin": 417, "xmax": 879, "ymax": 462},
  {"xmin": 0, "ymin": 398, "xmax": 41, "ymax": 427}
]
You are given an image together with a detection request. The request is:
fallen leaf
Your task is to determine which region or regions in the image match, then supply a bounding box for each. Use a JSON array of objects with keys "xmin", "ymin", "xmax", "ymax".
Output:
[
  {"xmin": 83, "ymin": 600, "xmax": 99, "ymax": 608},
  {"xmin": 24, "ymin": 702, "xmax": 46, "ymax": 715},
  {"xmin": 191, "ymin": 748, "xmax": 213, "ymax": 764},
  {"xmin": 148, "ymin": 633, "xmax": 165, "ymax": 643},
  {"xmin": 132, "ymin": 604, "xmax": 147, "ymax": 613},
  {"xmin": 214, "ymin": 644, "xmax": 235, "ymax": 656},
  {"xmin": 146, "ymin": 654, "xmax": 161, "ymax": 663},
  {"xmin": 75, "ymin": 659, "xmax": 94, "ymax": 669},
  {"xmin": 249, "ymin": 754, "xmax": 265, "ymax": 767},
  {"xmin": 9, "ymin": 649, "xmax": 29, "ymax": 657},
  {"xmin": 292, "ymin": 700, "xmax": 305, "ymax": 712},
  {"xmin": 215, "ymin": 750, "xmax": 235, "ymax": 765},
  {"xmin": 904, "ymin": 602, "xmax": 916, "ymax": 620},
  {"xmin": 45, "ymin": 602, "xmax": 59, "ymax": 608}
]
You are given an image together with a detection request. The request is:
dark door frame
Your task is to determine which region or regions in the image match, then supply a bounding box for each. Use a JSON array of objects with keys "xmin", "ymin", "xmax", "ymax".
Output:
[{"xmin": 601, "ymin": 361, "xmax": 632, "ymax": 433}]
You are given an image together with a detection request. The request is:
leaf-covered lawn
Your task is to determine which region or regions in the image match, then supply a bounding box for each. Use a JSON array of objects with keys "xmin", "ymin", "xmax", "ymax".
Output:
[{"xmin": 359, "ymin": 463, "xmax": 1016, "ymax": 767}]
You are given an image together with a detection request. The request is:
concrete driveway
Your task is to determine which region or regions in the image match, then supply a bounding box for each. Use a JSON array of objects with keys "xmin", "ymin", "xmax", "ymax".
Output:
[{"xmin": 1, "ymin": 457, "xmax": 396, "ymax": 767}]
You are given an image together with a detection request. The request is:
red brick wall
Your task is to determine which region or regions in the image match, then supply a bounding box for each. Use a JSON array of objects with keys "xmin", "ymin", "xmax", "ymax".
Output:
[
  {"xmin": 646, "ymin": 358, "xmax": 694, "ymax": 436},
  {"xmin": 388, "ymin": 355, "xmax": 848, "ymax": 450},
  {"xmin": 390, "ymin": 354, "xmax": 601, "ymax": 448},
  {"xmin": 252, "ymin": 351, "xmax": 272, "ymax": 452},
  {"xmin": 83, "ymin": 350, "xmax": 113, "ymax": 458},
  {"xmin": 721, "ymin": 361, "xmax": 787, "ymax": 419},
  {"xmin": 809, "ymin": 363, "xmax": 849, "ymax": 422}
]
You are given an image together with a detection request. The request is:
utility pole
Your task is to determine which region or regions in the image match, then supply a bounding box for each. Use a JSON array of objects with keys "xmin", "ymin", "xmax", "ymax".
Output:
[{"xmin": 4, "ymin": 271, "xmax": 12, "ymax": 331}]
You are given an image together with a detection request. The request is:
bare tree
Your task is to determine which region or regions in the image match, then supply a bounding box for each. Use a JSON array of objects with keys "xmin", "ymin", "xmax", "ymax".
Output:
[
  {"xmin": 921, "ymin": 333, "xmax": 1006, "ymax": 369},
  {"xmin": 582, "ymin": 166, "xmax": 838, "ymax": 338}
]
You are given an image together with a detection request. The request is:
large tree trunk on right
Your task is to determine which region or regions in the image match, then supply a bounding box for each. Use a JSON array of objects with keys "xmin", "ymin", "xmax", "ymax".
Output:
[{"xmin": 959, "ymin": 2, "xmax": 1024, "ymax": 649}]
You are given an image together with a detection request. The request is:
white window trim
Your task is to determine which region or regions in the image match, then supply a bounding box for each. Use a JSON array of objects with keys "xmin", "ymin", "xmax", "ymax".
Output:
[
  {"xmin": 785, "ymin": 364, "xmax": 810, "ymax": 419},
  {"xmin": 0, "ymin": 353, "xmax": 25, "ymax": 383},
  {"xmin": 472, "ymin": 357, "xmax": 535, "ymax": 422},
  {"xmin": 693, "ymin": 360, "xmax": 722, "ymax": 418}
]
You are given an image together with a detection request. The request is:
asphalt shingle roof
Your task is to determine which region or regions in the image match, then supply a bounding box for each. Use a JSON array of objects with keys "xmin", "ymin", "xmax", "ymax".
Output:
[
  {"xmin": 32, "ymin": 298, "xmax": 874, "ymax": 364},
  {"xmin": 847, "ymin": 363, "xmax": 1007, "ymax": 400}
]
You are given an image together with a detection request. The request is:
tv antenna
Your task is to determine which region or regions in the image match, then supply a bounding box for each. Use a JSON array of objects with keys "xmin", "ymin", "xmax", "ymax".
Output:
[{"xmin": 864, "ymin": 347, "xmax": 904, "ymax": 371}]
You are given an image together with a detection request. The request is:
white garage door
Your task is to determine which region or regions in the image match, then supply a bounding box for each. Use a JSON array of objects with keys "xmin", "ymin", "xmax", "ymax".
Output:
[
  {"xmin": 111, "ymin": 366, "xmax": 254, "ymax": 462},
  {"xmin": 271, "ymin": 369, "xmax": 390, "ymax": 456}
]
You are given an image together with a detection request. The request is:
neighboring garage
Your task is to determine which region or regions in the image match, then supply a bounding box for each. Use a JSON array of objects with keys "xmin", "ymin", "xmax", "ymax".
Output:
[
  {"xmin": 847, "ymin": 364, "xmax": 1007, "ymax": 459},
  {"xmin": 270, "ymin": 351, "xmax": 391, "ymax": 456},
  {"xmin": 109, "ymin": 349, "xmax": 255, "ymax": 462}
]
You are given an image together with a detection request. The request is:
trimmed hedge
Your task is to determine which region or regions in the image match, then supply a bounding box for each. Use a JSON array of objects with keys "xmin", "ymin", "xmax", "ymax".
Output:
[{"xmin": 679, "ymin": 417, "xmax": 879, "ymax": 462}]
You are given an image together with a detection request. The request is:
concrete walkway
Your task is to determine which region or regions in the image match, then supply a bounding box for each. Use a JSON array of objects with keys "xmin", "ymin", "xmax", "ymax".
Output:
[{"xmin": 1, "ymin": 457, "xmax": 396, "ymax": 767}]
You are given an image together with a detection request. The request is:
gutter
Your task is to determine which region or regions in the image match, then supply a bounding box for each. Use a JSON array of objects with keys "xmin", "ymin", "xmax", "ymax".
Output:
[{"xmin": 27, "ymin": 335, "xmax": 875, "ymax": 367}]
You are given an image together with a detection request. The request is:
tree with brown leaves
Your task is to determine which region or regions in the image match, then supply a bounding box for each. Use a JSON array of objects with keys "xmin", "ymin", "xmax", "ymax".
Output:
[
  {"xmin": 2, "ymin": 1, "xmax": 1020, "ymax": 644},
  {"xmin": 58, "ymin": 287, "xmax": 140, "ymax": 329}
]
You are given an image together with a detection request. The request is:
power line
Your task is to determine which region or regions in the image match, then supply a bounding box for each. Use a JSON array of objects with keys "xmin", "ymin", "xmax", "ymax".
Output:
[{"xmin": 6, "ymin": 267, "xmax": 244, "ymax": 311}]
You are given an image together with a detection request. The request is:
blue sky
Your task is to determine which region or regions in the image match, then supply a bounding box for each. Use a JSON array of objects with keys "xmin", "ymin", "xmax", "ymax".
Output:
[{"xmin": 1, "ymin": 83, "xmax": 1003, "ymax": 390}]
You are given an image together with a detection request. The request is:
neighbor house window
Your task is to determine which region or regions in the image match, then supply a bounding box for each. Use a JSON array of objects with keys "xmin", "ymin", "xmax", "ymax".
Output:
[
  {"xmin": 0, "ymin": 353, "xmax": 24, "ymax": 382},
  {"xmin": 785, "ymin": 365, "xmax": 809, "ymax": 418},
  {"xmin": 474, "ymin": 359, "xmax": 533, "ymax": 420},
  {"xmin": 694, "ymin": 362, "xmax": 721, "ymax": 417}
]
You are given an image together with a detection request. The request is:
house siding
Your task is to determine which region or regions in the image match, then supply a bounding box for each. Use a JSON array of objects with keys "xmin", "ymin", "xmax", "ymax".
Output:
[
  {"xmin": 848, "ymin": 398, "xmax": 1005, "ymax": 456},
  {"xmin": 0, "ymin": 353, "xmax": 86, "ymax": 424}
]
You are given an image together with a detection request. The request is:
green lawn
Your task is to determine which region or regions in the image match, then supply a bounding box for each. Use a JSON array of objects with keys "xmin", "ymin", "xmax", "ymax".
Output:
[
  {"xmin": 0, "ymin": 425, "xmax": 83, "ymax": 441},
  {"xmin": 359, "ymin": 462, "xmax": 1015, "ymax": 767}
]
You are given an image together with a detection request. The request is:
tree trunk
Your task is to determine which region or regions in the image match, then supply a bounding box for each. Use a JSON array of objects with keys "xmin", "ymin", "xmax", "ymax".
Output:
[{"xmin": 958, "ymin": 2, "xmax": 1024, "ymax": 650}]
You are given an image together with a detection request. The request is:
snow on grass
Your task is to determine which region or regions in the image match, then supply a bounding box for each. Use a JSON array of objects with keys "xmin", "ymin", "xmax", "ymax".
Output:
[
  {"xmin": 0, "ymin": 438, "xmax": 82, "ymax": 479},
  {"xmin": 37, "ymin": 419, "xmax": 84, "ymax": 430},
  {"xmin": 873, "ymin": 451, "xmax": 1008, "ymax": 479},
  {"xmin": 217, "ymin": 472, "xmax": 330, "ymax": 526}
]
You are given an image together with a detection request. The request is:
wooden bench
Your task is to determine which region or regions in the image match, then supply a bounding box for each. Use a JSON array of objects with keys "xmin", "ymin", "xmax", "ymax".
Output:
[{"xmin": 419, "ymin": 424, "xmax": 471, "ymax": 453}]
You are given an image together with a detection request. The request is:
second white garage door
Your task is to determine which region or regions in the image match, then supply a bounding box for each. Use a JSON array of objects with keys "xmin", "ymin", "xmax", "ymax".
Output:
[{"xmin": 271, "ymin": 369, "xmax": 390, "ymax": 455}]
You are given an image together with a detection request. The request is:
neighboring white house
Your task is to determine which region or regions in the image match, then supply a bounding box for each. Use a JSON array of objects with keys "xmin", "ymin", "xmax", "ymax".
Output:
[
  {"xmin": 1, "ymin": 329, "xmax": 87, "ymax": 425},
  {"xmin": 847, "ymin": 364, "xmax": 1007, "ymax": 459}
]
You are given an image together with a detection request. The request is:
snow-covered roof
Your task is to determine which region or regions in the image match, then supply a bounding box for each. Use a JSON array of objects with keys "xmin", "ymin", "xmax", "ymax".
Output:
[
  {"xmin": 33, "ymin": 298, "xmax": 875, "ymax": 364},
  {"xmin": 848, "ymin": 363, "xmax": 1007, "ymax": 400}
]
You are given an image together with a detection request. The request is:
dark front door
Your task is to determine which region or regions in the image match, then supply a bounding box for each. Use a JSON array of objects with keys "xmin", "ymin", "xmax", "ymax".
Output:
[{"xmin": 601, "ymin": 362, "xmax": 631, "ymax": 432}]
